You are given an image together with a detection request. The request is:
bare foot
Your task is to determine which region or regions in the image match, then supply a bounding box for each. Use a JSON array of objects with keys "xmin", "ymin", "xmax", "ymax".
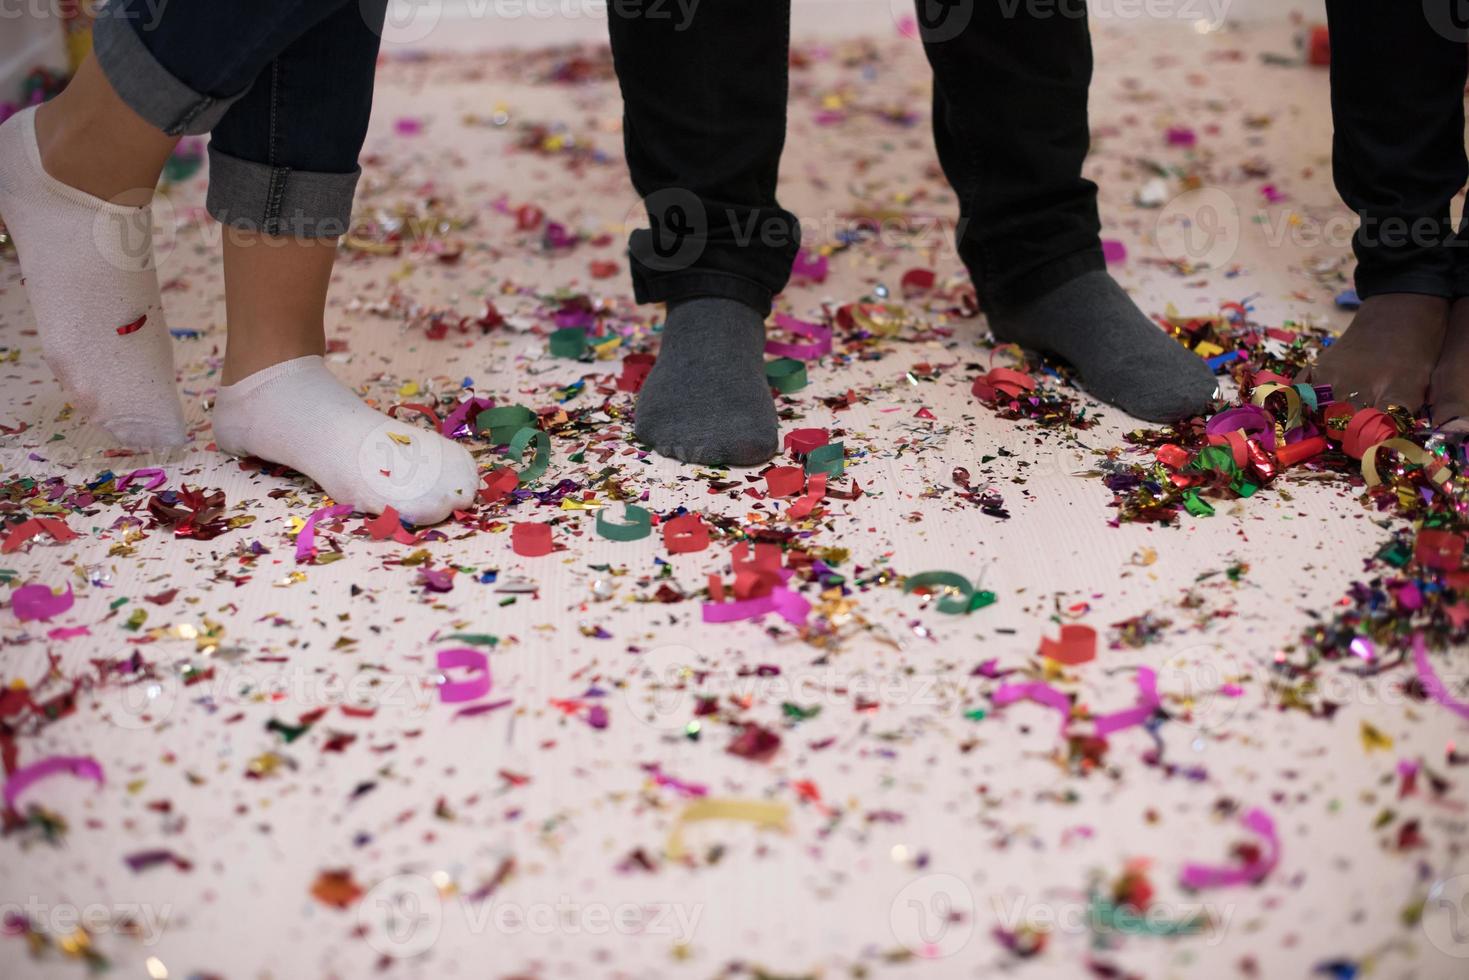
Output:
[
  {"xmin": 1310, "ymin": 294, "xmax": 1448, "ymax": 412},
  {"xmin": 1431, "ymin": 298, "xmax": 1469, "ymax": 436}
]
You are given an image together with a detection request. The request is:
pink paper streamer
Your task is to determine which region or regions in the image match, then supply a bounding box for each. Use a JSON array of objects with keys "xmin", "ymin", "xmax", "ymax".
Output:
[
  {"xmin": 295, "ymin": 504, "xmax": 354, "ymax": 562},
  {"xmin": 1179, "ymin": 807, "xmax": 1279, "ymax": 889},
  {"xmin": 4, "ymin": 755, "xmax": 104, "ymax": 810},
  {"xmin": 1092, "ymin": 667, "xmax": 1160, "ymax": 736},
  {"xmin": 765, "ymin": 313, "xmax": 833, "ymax": 361},
  {"xmin": 702, "ymin": 586, "xmax": 810, "ymax": 625},
  {"xmin": 992, "ymin": 681, "xmax": 1072, "ymax": 728},
  {"xmin": 1413, "ymin": 632, "xmax": 1469, "ymax": 721},
  {"xmin": 116, "ymin": 467, "xmax": 166, "ymax": 492},
  {"xmin": 437, "ymin": 647, "xmax": 492, "ymax": 703},
  {"xmin": 11, "ymin": 583, "xmax": 74, "ymax": 622}
]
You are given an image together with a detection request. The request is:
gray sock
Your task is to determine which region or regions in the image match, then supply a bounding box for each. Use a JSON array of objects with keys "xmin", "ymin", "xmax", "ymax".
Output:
[
  {"xmin": 634, "ymin": 297, "xmax": 779, "ymax": 466},
  {"xmin": 986, "ymin": 271, "xmax": 1218, "ymax": 422}
]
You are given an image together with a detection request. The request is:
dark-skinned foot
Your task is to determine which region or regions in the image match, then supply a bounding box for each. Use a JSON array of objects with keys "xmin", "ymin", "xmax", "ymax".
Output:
[
  {"xmin": 1309, "ymin": 293, "xmax": 1447, "ymax": 412},
  {"xmin": 1431, "ymin": 298, "xmax": 1469, "ymax": 436}
]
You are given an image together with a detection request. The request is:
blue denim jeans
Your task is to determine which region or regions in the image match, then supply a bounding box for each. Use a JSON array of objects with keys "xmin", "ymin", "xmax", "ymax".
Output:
[{"xmin": 92, "ymin": 0, "xmax": 387, "ymax": 238}]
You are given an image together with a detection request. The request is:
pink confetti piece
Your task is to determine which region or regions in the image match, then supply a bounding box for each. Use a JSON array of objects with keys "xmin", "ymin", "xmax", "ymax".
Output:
[
  {"xmin": 11, "ymin": 583, "xmax": 74, "ymax": 622},
  {"xmin": 791, "ymin": 250, "xmax": 828, "ymax": 283},
  {"xmin": 765, "ymin": 313, "xmax": 833, "ymax": 361},
  {"xmin": 702, "ymin": 586, "xmax": 810, "ymax": 625},
  {"xmin": 453, "ymin": 697, "xmax": 513, "ymax": 720},
  {"xmin": 3, "ymin": 755, "xmax": 104, "ymax": 810},
  {"xmin": 47, "ymin": 626, "xmax": 90, "ymax": 640},
  {"xmin": 992, "ymin": 680, "xmax": 1073, "ymax": 728},
  {"xmin": 1179, "ymin": 807, "xmax": 1279, "ymax": 890},
  {"xmin": 1101, "ymin": 239, "xmax": 1128, "ymax": 264},
  {"xmin": 437, "ymin": 647, "xmax": 492, "ymax": 703},
  {"xmin": 1092, "ymin": 667, "xmax": 1161, "ymax": 736},
  {"xmin": 295, "ymin": 504, "xmax": 354, "ymax": 563},
  {"xmin": 1413, "ymin": 632, "xmax": 1469, "ymax": 721},
  {"xmin": 116, "ymin": 467, "xmax": 167, "ymax": 492}
]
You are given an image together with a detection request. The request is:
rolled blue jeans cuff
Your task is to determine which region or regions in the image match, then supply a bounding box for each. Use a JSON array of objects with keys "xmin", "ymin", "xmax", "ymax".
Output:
[
  {"xmin": 92, "ymin": 6, "xmax": 248, "ymax": 136},
  {"xmin": 205, "ymin": 146, "xmax": 360, "ymax": 239}
]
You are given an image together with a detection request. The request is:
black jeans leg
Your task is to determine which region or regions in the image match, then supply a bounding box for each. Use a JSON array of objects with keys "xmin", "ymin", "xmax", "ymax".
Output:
[
  {"xmin": 1326, "ymin": 0, "xmax": 1468, "ymax": 300},
  {"xmin": 607, "ymin": 0, "xmax": 798, "ymax": 316},
  {"xmin": 918, "ymin": 0, "xmax": 1103, "ymax": 311}
]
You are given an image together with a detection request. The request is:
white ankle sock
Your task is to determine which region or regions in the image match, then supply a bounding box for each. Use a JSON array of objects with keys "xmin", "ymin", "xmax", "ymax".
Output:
[
  {"xmin": 0, "ymin": 106, "xmax": 187, "ymax": 448},
  {"xmin": 213, "ymin": 356, "xmax": 480, "ymax": 525}
]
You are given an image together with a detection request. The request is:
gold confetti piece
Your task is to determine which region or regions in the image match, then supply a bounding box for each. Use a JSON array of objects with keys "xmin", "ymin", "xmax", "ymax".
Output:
[
  {"xmin": 1360, "ymin": 720, "xmax": 1394, "ymax": 753},
  {"xmin": 666, "ymin": 799, "xmax": 790, "ymax": 860},
  {"xmin": 387, "ymin": 432, "xmax": 412, "ymax": 445},
  {"xmin": 398, "ymin": 381, "xmax": 420, "ymax": 397}
]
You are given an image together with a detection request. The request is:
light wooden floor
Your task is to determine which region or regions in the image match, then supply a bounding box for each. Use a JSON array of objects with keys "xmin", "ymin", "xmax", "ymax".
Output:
[{"xmin": 2, "ymin": 17, "xmax": 1465, "ymax": 980}]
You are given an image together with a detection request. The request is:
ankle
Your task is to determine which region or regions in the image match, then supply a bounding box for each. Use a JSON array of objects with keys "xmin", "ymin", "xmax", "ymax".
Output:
[
  {"xmin": 223, "ymin": 340, "xmax": 324, "ymax": 386},
  {"xmin": 33, "ymin": 98, "xmax": 162, "ymax": 207}
]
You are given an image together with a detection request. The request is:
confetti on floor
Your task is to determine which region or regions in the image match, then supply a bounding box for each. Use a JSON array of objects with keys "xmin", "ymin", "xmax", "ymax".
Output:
[{"xmin": 3, "ymin": 20, "xmax": 1469, "ymax": 980}]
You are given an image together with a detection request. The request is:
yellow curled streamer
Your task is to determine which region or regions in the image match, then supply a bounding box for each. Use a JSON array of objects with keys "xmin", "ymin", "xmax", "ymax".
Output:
[
  {"xmin": 665, "ymin": 799, "xmax": 790, "ymax": 860},
  {"xmin": 1250, "ymin": 383, "xmax": 1303, "ymax": 432},
  {"xmin": 1361, "ymin": 438, "xmax": 1452, "ymax": 492}
]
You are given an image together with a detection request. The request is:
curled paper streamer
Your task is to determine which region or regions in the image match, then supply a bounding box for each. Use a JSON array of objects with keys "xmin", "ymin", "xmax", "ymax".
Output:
[
  {"xmin": 1206, "ymin": 405, "xmax": 1275, "ymax": 453},
  {"xmin": 1, "ymin": 516, "xmax": 78, "ymax": 554},
  {"xmin": 971, "ymin": 366, "xmax": 1036, "ymax": 403},
  {"xmin": 992, "ymin": 680, "xmax": 1072, "ymax": 729},
  {"xmin": 549, "ymin": 326, "xmax": 588, "ymax": 358},
  {"xmin": 805, "ymin": 442, "xmax": 845, "ymax": 478},
  {"xmin": 596, "ymin": 503, "xmax": 652, "ymax": 542},
  {"xmin": 1250, "ymin": 383, "xmax": 1304, "ymax": 431},
  {"xmin": 436, "ymin": 647, "xmax": 492, "ymax": 703},
  {"xmin": 512, "ymin": 522, "xmax": 554, "ymax": 557},
  {"xmin": 765, "ymin": 357, "xmax": 808, "ymax": 394},
  {"xmin": 1179, "ymin": 807, "xmax": 1279, "ymax": 890},
  {"xmin": 1039, "ymin": 624, "xmax": 1097, "ymax": 665},
  {"xmin": 11, "ymin": 582, "xmax": 74, "ymax": 622},
  {"xmin": 1341, "ymin": 408, "xmax": 1397, "ymax": 460},
  {"xmin": 4, "ymin": 755, "xmax": 104, "ymax": 810},
  {"xmin": 1091, "ymin": 667, "xmax": 1160, "ymax": 736},
  {"xmin": 1412, "ymin": 632, "xmax": 1469, "ymax": 721},
  {"xmin": 116, "ymin": 467, "xmax": 167, "ymax": 492},
  {"xmin": 666, "ymin": 798, "xmax": 790, "ymax": 860},
  {"xmin": 296, "ymin": 504, "xmax": 354, "ymax": 562},
  {"xmin": 477, "ymin": 404, "xmax": 535, "ymax": 443},
  {"xmin": 787, "ymin": 472, "xmax": 828, "ymax": 519},
  {"xmin": 507, "ymin": 426, "xmax": 550, "ymax": 485},
  {"xmin": 766, "ymin": 466, "xmax": 805, "ymax": 498},
  {"xmin": 903, "ymin": 571, "xmax": 996, "ymax": 615},
  {"xmin": 702, "ymin": 585, "xmax": 810, "ymax": 625},
  {"xmin": 664, "ymin": 515, "xmax": 710, "ymax": 554},
  {"xmin": 784, "ymin": 428, "xmax": 829, "ymax": 456},
  {"xmin": 1361, "ymin": 438, "xmax": 1451, "ymax": 492},
  {"xmin": 1275, "ymin": 435, "xmax": 1326, "ymax": 468},
  {"xmin": 765, "ymin": 313, "xmax": 833, "ymax": 361},
  {"xmin": 440, "ymin": 396, "xmax": 494, "ymax": 438}
]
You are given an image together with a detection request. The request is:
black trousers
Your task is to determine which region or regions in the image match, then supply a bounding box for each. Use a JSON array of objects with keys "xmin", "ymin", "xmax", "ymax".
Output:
[
  {"xmin": 608, "ymin": 0, "xmax": 1104, "ymax": 316},
  {"xmin": 1326, "ymin": 0, "xmax": 1469, "ymax": 299}
]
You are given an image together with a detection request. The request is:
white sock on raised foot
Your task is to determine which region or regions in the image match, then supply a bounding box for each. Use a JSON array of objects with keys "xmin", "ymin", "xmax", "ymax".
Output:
[
  {"xmin": 213, "ymin": 356, "xmax": 479, "ymax": 525},
  {"xmin": 0, "ymin": 106, "xmax": 186, "ymax": 448}
]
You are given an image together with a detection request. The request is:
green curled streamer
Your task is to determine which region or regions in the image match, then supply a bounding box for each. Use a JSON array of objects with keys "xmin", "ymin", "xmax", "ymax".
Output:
[
  {"xmin": 549, "ymin": 327, "xmax": 588, "ymax": 359},
  {"xmin": 596, "ymin": 503, "xmax": 652, "ymax": 541},
  {"xmin": 765, "ymin": 357, "xmax": 808, "ymax": 394},
  {"xmin": 477, "ymin": 405, "xmax": 535, "ymax": 444},
  {"xmin": 903, "ymin": 571, "xmax": 996, "ymax": 615},
  {"xmin": 507, "ymin": 426, "xmax": 550, "ymax": 486},
  {"xmin": 805, "ymin": 441, "xmax": 845, "ymax": 478}
]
